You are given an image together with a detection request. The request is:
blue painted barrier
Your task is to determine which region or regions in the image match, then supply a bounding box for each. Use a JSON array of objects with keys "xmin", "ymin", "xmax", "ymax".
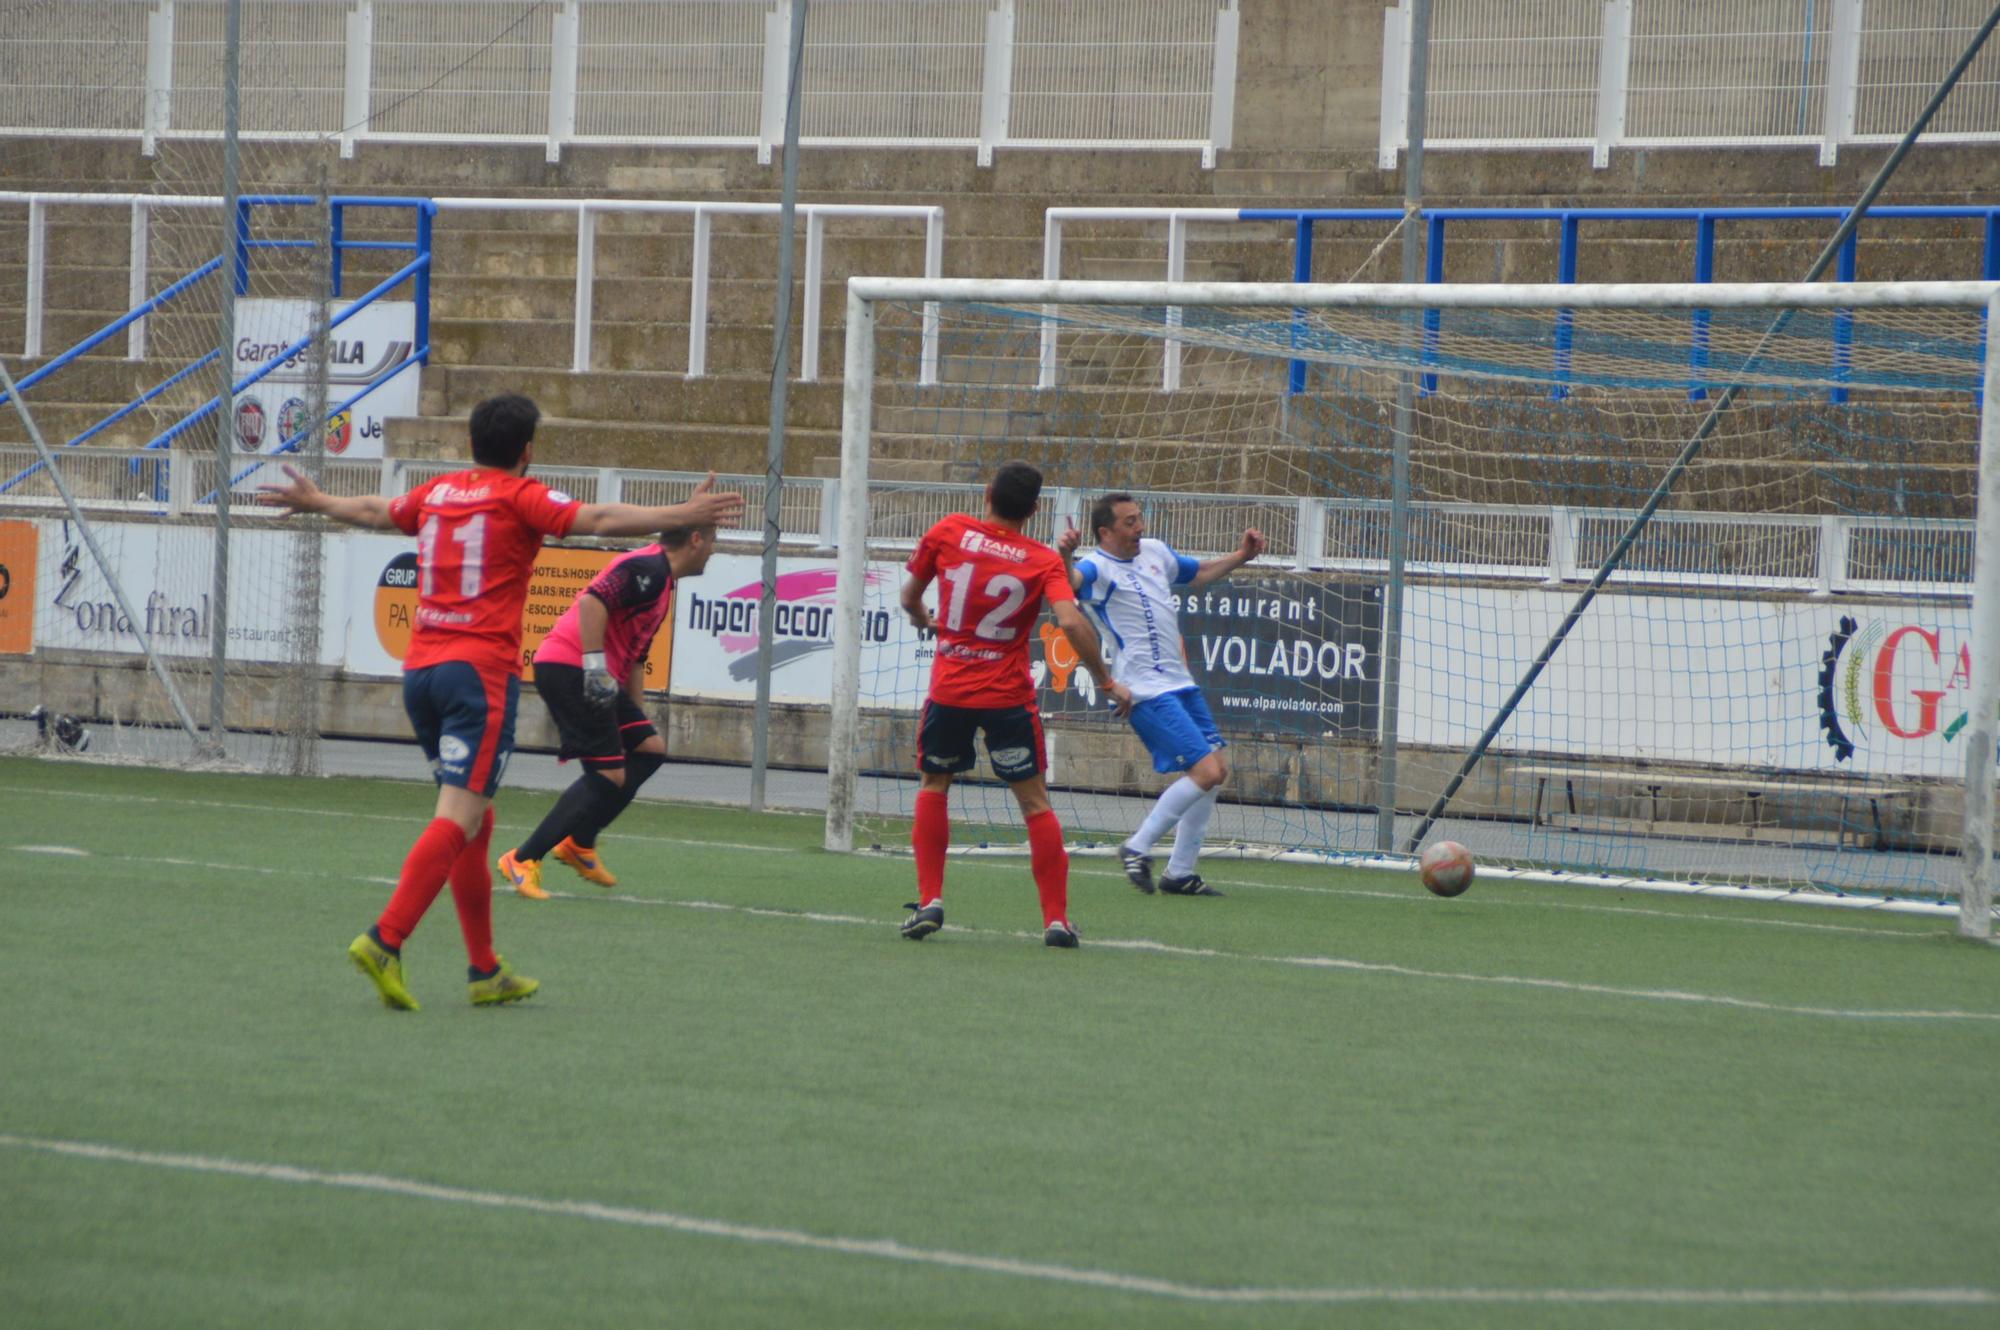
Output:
[
  {"xmin": 1236, "ymin": 205, "xmax": 2000, "ymax": 398},
  {"xmin": 2, "ymin": 195, "xmax": 433, "ymax": 501}
]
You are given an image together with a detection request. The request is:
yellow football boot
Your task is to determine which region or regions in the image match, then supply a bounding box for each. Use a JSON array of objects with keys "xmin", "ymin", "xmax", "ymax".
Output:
[
  {"xmin": 469, "ymin": 957, "xmax": 540, "ymax": 1006},
  {"xmin": 348, "ymin": 930, "xmax": 419, "ymax": 1012}
]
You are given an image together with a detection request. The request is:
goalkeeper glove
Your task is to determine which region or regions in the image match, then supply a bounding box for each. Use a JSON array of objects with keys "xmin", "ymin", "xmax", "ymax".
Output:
[{"xmin": 582, "ymin": 651, "xmax": 620, "ymax": 706}]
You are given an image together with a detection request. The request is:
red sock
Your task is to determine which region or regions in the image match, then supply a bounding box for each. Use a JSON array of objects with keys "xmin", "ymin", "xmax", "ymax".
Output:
[
  {"xmin": 448, "ymin": 808, "xmax": 498, "ymax": 973},
  {"xmin": 913, "ymin": 789, "xmax": 949, "ymax": 907},
  {"xmin": 1025, "ymin": 809, "xmax": 1068, "ymax": 927},
  {"xmin": 376, "ymin": 818, "xmax": 468, "ymax": 950}
]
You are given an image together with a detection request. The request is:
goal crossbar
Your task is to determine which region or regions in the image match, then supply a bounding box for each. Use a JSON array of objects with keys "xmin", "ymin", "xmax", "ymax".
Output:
[{"xmin": 848, "ymin": 276, "xmax": 2000, "ymax": 310}]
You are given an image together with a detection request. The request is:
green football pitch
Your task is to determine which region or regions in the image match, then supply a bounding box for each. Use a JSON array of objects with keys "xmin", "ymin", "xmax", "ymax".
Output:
[{"xmin": 2, "ymin": 753, "xmax": 1995, "ymax": 1329}]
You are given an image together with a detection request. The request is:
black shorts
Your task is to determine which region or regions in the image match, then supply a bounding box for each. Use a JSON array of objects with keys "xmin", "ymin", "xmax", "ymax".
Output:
[
  {"xmin": 916, "ymin": 700, "xmax": 1046, "ymax": 784},
  {"xmin": 535, "ymin": 662, "xmax": 658, "ymax": 766}
]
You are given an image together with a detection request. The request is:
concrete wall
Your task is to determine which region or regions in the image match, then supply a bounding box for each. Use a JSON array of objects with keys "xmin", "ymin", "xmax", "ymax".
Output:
[
  {"xmin": 1235, "ymin": 0, "xmax": 1390, "ymax": 154},
  {"xmin": 0, "ymin": 641, "xmax": 1958, "ymax": 851}
]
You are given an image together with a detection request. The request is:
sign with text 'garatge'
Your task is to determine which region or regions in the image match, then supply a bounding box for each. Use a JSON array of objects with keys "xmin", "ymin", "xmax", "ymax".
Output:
[{"xmin": 229, "ymin": 297, "xmax": 419, "ymax": 462}]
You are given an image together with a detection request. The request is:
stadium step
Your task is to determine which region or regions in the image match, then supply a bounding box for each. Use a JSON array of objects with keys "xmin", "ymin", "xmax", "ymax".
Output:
[
  {"xmin": 383, "ymin": 414, "xmax": 839, "ymax": 476},
  {"xmin": 415, "ymin": 363, "xmax": 845, "ymax": 427}
]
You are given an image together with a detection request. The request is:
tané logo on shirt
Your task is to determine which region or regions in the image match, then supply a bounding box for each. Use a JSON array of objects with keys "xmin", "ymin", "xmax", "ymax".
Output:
[{"xmin": 957, "ymin": 529, "xmax": 1029, "ymax": 563}]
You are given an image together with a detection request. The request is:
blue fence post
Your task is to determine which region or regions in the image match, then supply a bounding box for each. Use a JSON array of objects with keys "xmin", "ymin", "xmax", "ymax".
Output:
[
  {"xmin": 233, "ymin": 199, "xmax": 253, "ymax": 296},
  {"xmin": 329, "ymin": 199, "xmax": 345, "ymax": 297},
  {"xmin": 1831, "ymin": 229, "xmax": 1857, "ymax": 405},
  {"xmin": 1689, "ymin": 214, "xmax": 1715, "ymax": 402},
  {"xmin": 1421, "ymin": 213, "xmax": 1444, "ymax": 395},
  {"xmin": 1552, "ymin": 214, "xmax": 1579, "ymax": 401},
  {"xmin": 1287, "ymin": 215, "xmax": 1314, "ymax": 395},
  {"xmin": 415, "ymin": 201, "xmax": 434, "ymax": 365}
]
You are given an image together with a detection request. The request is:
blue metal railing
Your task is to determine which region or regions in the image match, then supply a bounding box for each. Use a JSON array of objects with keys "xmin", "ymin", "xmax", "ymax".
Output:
[
  {"xmin": 1239, "ymin": 204, "xmax": 2000, "ymax": 399},
  {"xmin": 2, "ymin": 194, "xmax": 433, "ymax": 501},
  {"xmin": 149, "ymin": 249, "xmax": 432, "ymax": 452}
]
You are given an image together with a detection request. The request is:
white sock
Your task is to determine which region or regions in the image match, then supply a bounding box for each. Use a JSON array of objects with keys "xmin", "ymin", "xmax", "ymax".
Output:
[
  {"xmin": 1127, "ymin": 776, "xmax": 1207, "ymax": 854},
  {"xmin": 1166, "ymin": 788, "xmax": 1220, "ymax": 879}
]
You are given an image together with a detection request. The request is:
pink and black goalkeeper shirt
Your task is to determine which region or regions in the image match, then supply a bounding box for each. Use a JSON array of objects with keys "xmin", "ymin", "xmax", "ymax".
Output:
[{"xmin": 534, "ymin": 544, "xmax": 675, "ymax": 685}]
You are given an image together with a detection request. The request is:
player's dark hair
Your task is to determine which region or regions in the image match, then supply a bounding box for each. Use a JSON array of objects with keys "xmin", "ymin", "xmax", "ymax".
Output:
[
  {"xmin": 660, "ymin": 524, "xmax": 711, "ymax": 550},
  {"xmin": 1091, "ymin": 492, "xmax": 1137, "ymax": 542},
  {"xmin": 988, "ymin": 461, "xmax": 1043, "ymax": 522},
  {"xmin": 468, "ymin": 393, "xmax": 540, "ymax": 468}
]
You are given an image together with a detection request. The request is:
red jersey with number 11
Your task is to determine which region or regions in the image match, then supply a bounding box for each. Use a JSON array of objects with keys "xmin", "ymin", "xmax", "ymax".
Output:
[
  {"xmin": 907, "ymin": 513, "xmax": 1074, "ymax": 708},
  {"xmin": 388, "ymin": 468, "xmax": 581, "ymax": 677}
]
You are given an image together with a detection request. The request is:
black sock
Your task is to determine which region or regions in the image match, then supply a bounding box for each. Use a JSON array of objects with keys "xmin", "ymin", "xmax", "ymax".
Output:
[
  {"xmin": 518, "ymin": 771, "xmax": 622, "ymax": 863},
  {"xmin": 574, "ymin": 752, "xmax": 662, "ymax": 849}
]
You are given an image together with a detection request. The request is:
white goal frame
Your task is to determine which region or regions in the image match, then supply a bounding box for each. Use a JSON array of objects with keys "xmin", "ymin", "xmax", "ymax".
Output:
[{"xmin": 823, "ymin": 277, "xmax": 2000, "ymax": 939}]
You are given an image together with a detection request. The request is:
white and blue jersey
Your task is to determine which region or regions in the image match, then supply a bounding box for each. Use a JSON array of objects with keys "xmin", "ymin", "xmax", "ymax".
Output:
[
  {"xmin": 1075, "ymin": 538, "xmax": 1224, "ymax": 773},
  {"xmin": 1075, "ymin": 538, "xmax": 1200, "ymax": 702}
]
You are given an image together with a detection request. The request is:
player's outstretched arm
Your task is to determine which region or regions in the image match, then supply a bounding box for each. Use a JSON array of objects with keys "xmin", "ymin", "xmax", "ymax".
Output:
[
  {"xmin": 1187, "ymin": 527, "xmax": 1268, "ymax": 591},
  {"xmin": 571, "ymin": 471, "xmax": 746, "ymax": 538},
  {"xmin": 256, "ymin": 464, "xmax": 400, "ymax": 531},
  {"xmin": 1050, "ymin": 600, "xmax": 1132, "ymax": 716},
  {"xmin": 1055, "ymin": 518, "xmax": 1085, "ymax": 591}
]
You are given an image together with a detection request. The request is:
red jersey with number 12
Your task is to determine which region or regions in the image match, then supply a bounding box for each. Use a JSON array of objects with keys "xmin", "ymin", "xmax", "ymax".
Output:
[
  {"xmin": 388, "ymin": 468, "xmax": 581, "ymax": 677},
  {"xmin": 907, "ymin": 512, "xmax": 1074, "ymax": 708}
]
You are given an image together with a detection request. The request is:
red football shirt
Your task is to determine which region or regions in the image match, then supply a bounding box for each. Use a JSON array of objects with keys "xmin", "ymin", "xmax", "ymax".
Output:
[
  {"xmin": 906, "ymin": 512, "xmax": 1074, "ymax": 708},
  {"xmin": 388, "ymin": 468, "xmax": 581, "ymax": 677}
]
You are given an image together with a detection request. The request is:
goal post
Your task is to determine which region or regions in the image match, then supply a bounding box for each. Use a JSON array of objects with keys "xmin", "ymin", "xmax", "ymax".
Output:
[
  {"xmin": 1963, "ymin": 290, "xmax": 2000, "ymax": 938},
  {"xmin": 824, "ymin": 276, "xmax": 2000, "ymax": 933},
  {"xmin": 825, "ymin": 287, "xmax": 878, "ymax": 854}
]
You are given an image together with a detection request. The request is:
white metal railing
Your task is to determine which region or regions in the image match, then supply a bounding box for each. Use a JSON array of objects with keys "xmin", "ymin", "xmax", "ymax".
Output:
[
  {"xmin": 428, "ymin": 197, "xmax": 942, "ymax": 382},
  {"xmin": 0, "ymin": 0, "xmax": 1239, "ymax": 167},
  {"xmin": 1038, "ymin": 206, "xmax": 1240, "ymax": 390},
  {"xmin": 1381, "ymin": 0, "xmax": 2000, "ymax": 169},
  {"xmin": 0, "ymin": 191, "xmax": 942, "ymax": 383},
  {"xmin": 6, "ymin": 447, "xmax": 1966, "ymax": 599}
]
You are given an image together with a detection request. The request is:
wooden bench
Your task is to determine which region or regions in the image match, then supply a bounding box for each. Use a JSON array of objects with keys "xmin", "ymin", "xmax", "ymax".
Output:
[{"xmin": 1513, "ymin": 764, "xmax": 1916, "ymax": 850}]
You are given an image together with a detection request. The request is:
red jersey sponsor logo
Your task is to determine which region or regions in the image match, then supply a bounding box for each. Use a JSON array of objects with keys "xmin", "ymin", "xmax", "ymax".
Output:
[{"xmin": 907, "ymin": 513, "xmax": 1074, "ymax": 709}]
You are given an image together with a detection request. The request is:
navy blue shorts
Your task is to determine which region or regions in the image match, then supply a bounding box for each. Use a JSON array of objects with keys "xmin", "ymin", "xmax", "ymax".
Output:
[
  {"xmin": 403, "ymin": 661, "xmax": 521, "ymax": 797},
  {"xmin": 1128, "ymin": 687, "xmax": 1224, "ymax": 774},
  {"xmin": 916, "ymin": 700, "xmax": 1046, "ymax": 784}
]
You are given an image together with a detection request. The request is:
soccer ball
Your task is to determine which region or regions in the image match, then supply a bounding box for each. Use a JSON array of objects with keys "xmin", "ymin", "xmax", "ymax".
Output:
[{"xmin": 1418, "ymin": 840, "xmax": 1475, "ymax": 897}]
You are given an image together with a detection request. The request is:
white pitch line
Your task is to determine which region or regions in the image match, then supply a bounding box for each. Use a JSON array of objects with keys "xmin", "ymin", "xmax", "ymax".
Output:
[
  {"xmin": 1083, "ymin": 938, "xmax": 2000, "ymax": 1022},
  {"xmin": 3, "ymin": 782, "xmax": 1949, "ymax": 935},
  {"xmin": 602, "ymin": 899, "xmax": 2000, "ymax": 1022},
  {"xmin": 944, "ymin": 855, "xmax": 1936, "ymax": 939},
  {"xmin": 0, "ymin": 785, "xmax": 806, "ymax": 856},
  {"xmin": 0, "ymin": 1133, "xmax": 1988, "ymax": 1309},
  {"xmin": 0, "ymin": 824, "xmax": 1938, "ymax": 937},
  {"xmin": 11, "ymin": 843, "xmax": 398, "ymax": 887},
  {"xmin": 10, "ymin": 843, "xmax": 1990, "ymax": 1024}
]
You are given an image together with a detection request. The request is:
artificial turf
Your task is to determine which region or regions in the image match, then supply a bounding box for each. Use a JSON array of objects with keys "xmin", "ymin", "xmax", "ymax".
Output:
[{"xmin": 1, "ymin": 754, "xmax": 1995, "ymax": 1329}]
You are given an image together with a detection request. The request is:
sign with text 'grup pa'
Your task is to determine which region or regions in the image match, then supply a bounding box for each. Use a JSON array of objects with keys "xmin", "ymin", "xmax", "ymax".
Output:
[{"xmin": 344, "ymin": 534, "xmax": 673, "ymax": 690}]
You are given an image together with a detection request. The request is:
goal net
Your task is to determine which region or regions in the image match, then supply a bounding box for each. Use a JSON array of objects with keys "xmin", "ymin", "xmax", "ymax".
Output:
[
  {"xmin": 824, "ymin": 278, "xmax": 1999, "ymax": 925},
  {"xmin": 0, "ymin": 0, "xmax": 510, "ymax": 774}
]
